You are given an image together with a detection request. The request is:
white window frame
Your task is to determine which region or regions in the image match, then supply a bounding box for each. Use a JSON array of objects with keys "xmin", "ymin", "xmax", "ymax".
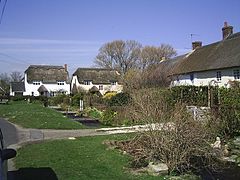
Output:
[
  {"xmin": 84, "ymin": 80, "xmax": 92, "ymax": 85},
  {"xmin": 111, "ymin": 81, "xmax": 117, "ymax": 85},
  {"xmin": 57, "ymin": 81, "xmax": 64, "ymax": 85},
  {"xmin": 99, "ymin": 85, "xmax": 103, "ymax": 90},
  {"xmin": 33, "ymin": 81, "xmax": 40, "ymax": 85}
]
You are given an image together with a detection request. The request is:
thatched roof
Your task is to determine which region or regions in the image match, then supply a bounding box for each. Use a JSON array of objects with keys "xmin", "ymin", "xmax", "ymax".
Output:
[
  {"xmin": 171, "ymin": 32, "xmax": 240, "ymax": 75},
  {"xmin": 25, "ymin": 65, "xmax": 69, "ymax": 83},
  {"xmin": 73, "ymin": 68, "xmax": 121, "ymax": 84},
  {"xmin": 11, "ymin": 82, "xmax": 25, "ymax": 92},
  {"xmin": 89, "ymin": 86, "xmax": 99, "ymax": 92},
  {"xmin": 38, "ymin": 85, "xmax": 48, "ymax": 93}
]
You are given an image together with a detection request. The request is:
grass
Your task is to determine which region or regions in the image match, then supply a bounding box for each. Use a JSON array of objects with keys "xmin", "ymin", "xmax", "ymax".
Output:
[
  {"xmin": 14, "ymin": 134, "xmax": 165, "ymax": 180},
  {"xmin": 0, "ymin": 101, "xmax": 83, "ymax": 129}
]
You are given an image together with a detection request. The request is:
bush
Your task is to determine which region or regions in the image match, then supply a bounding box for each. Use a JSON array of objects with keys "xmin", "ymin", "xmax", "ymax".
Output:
[
  {"xmin": 71, "ymin": 93, "xmax": 84, "ymax": 107},
  {"xmin": 85, "ymin": 107, "xmax": 103, "ymax": 119},
  {"xmin": 100, "ymin": 109, "xmax": 117, "ymax": 126},
  {"xmin": 127, "ymin": 88, "xmax": 217, "ymax": 174},
  {"xmin": 107, "ymin": 92, "xmax": 131, "ymax": 106},
  {"xmin": 103, "ymin": 92, "xmax": 117, "ymax": 100},
  {"xmin": 49, "ymin": 94, "xmax": 68, "ymax": 106},
  {"xmin": 209, "ymin": 87, "xmax": 240, "ymax": 137}
]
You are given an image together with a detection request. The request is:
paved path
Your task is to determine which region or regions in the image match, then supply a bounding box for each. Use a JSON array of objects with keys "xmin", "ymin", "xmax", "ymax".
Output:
[{"xmin": 0, "ymin": 118, "xmax": 18, "ymax": 147}]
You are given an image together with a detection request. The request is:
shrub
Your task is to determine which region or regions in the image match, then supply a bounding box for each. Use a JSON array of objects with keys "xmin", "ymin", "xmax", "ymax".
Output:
[
  {"xmin": 100, "ymin": 109, "xmax": 117, "ymax": 126},
  {"xmin": 71, "ymin": 93, "xmax": 84, "ymax": 107},
  {"xmin": 209, "ymin": 87, "xmax": 240, "ymax": 137},
  {"xmin": 107, "ymin": 92, "xmax": 131, "ymax": 106},
  {"xmin": 103, "ymin": 92, "xmax": 117, "ymax": 100},
  {"xmin": 127, "ymin": 88, "xmax": 217, "ymax": 173},
  {"xmin": 85, "ymin": 107, "xmax": 103, "ymax": 119},
  {"xmin": 49, "ymin": 94, "xmax": 67, "ymax": 106}
]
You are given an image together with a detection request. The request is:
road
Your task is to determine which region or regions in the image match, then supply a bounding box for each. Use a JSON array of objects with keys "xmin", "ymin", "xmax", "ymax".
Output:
[{"xmin": 0, "ymin": 118, "xmax": 18, "ymax": 147}]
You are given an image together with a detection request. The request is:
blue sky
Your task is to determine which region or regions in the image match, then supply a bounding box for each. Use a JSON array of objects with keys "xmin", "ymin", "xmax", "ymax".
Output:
[{"xmin": 0, "ymin": 0, "xmax": 239, "ymax": 75}]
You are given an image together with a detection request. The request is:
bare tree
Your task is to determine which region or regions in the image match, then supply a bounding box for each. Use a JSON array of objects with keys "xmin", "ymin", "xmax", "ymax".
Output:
[
  {"xmin": 139, "ymin": 44, "xmax": 177, "ymax": 70},
  {"xmin": 10, "ymin": 71, "xmax": 23, "ymax": 82},
  {"xmin": 94, "ymin": 40, "xmax": 142, "ymax": 74},
  {"xmin": 0, "ymin": 73, "xmax": 11, "ymax": 93}
]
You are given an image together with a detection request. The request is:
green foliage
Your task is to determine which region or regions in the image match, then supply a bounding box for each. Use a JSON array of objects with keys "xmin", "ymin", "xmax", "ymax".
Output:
[
  {"xmin": 49, "ymin": 94, "xmax": 68, "ymax": 106},
  {"xmin": 71, "ymin": 93, "xmax": 84, "ymax": 107},
  {"xmin": 11, "ymin": 95, "xmax": 26, "ymax": 101},
  {"xmin": 85, "ymin": 107, "xmax": 103, "ymax": 119},
  {"xmin": 169, "ymin": 86, "xmax": 240, "ymax": 137},
  {"xmin": 213, "ymin": 87, "xmax": 240, "ymax": 137},
  {"xmin": 170, "ymin": 86, "xmax": 208, "ymax": 106},
  {"xmin": 107, "ymin": 92, "xmax": 131, "ymax": 106},
  {"xmin": 100, "ymin": 109, "xmax": 117, "ymax": 126}
]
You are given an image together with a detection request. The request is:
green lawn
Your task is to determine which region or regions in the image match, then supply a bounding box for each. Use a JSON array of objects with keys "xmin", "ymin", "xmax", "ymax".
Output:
[
  {"xmin": 14, "ymin": 135, "xmax": 164, "ymax": 180},
  {"xmin": 0, "ymin": 101, "xmax": 83, "ymax": 129}
]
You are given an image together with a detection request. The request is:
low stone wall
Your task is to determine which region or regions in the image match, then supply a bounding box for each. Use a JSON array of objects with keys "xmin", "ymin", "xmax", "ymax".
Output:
[{"xmin": 186, "ymin": 106, "xmax": 211, "ymax": 121}]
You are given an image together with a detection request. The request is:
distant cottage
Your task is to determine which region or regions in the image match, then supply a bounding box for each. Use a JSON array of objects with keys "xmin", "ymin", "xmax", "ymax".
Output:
[
  {"xmin": 161, "ymin": 22, "xmax": 240, "ymax": 87},
  {"xmin": 10, "ymin": 64, "xmax": 70, "ymax": 96},
  {"xmin": 71, "ymin": 68, "xmax": 123, "ymax": 95}
]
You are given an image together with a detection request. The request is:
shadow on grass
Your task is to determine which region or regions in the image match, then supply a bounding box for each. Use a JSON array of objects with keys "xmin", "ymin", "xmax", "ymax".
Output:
[{"xmin": 8, "ymin": 167, "xmax": 58, "ymax": 180}]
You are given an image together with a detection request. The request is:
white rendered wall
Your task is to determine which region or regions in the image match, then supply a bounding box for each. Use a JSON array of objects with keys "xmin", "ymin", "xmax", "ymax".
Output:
[{"xmin": 172, "ymin": 68, "xmax": 240, "ymax": 87}]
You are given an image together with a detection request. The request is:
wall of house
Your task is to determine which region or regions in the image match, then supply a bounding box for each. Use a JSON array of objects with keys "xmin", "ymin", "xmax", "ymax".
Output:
[
  {"xmin": 172, "ymin": 67, "xmax": 240, "ymax": 87},
  {"xmin": 23, "ymin": 74, "xmax": 70, "ymax": 96},
  {"xmin": 71, "ymin": 75, "xmax": 123, "ymax": 95}
]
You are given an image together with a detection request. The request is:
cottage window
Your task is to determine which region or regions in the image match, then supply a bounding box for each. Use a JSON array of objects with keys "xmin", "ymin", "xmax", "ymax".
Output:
[
  {"xmin": 84, "ymin": 80, "xmax": 91, "ymax": 85},
  {"xmin": 99, "ymin": 85, "xmax": 103, "ymax": 90},
  {"xmin": 33, "ymin": 81, "xmax": 40, "ymax": 85},
  {"xmin": 216, "ymin": 71, "xmax": 222, "ymax": 81},
  {"xmin": 190, "ymin": 73, "xmax": 194, "ymax": 82},
  {"xmin": 57, "ymin": 81, "xmax": 64, "ymax": 85},
  {"xmin": 111, "ymin": 81, "xmax": 117, "ymax": 85},
  {"xmin": 233, "ymin": 70, "xmax": 240, "ymax": 80}
]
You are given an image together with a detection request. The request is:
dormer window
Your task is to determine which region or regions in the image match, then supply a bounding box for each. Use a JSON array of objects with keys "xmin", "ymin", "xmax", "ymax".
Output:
[
  {"xmin": 111, "ymin": 81, "xmax": 117, "ymax": 85},
  {"xmin": 57, "ymin": 81, "xmax": 64, "ymax": 85},
  {"xmin": 84, "ymin": 80, "xmax": 92, "ymax": 85},
  {"xmin": 33, "ymin": 81, "xmax": 40, "ymax": 85},
  {"xmin": 99, "ymin": 85, "xmax": 103, "ymax": 90}
]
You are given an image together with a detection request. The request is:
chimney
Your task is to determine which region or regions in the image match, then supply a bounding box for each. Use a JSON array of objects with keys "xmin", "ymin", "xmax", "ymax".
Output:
[
  {"xmin": 222, "ymin": 21, "xmax": 233, "ymax": 40},
  {"xmin": 64, "ymin": 64, "xmax": 68, "ymax": 71},
  {"xmin": 192, "ymin": 41, "xmax": 202, "ymax": 50}
]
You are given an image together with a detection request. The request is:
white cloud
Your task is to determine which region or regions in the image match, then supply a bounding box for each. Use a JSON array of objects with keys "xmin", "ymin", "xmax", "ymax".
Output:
[{"xmin": 0, "ymin": 37, "xmax": 102, "ymax": 45}]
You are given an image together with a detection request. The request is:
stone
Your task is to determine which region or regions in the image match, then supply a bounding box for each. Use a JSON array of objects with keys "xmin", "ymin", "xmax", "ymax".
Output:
[
  {"xmin": 68, "ymin": 137, "xmax": 76, "ymax": 140},
  {"xmin": 211, "ymin": 137, "xmax": 221, "ymax": 149},
  {"xmin": 223, "ymin": 145, "xmax": 229, "ymax": 156},
  {"xmin": 147, "ymin": 162, "xmax": 168, "ymax": 176}
]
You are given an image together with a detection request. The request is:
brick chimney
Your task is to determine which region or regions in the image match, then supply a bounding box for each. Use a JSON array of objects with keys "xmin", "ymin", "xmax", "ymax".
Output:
[
  {"xmin": 64, "ymin": 64, "xmax": 68, "ymax": 71},
  {"xmin": 192, "ymin": 41, "xmax": 202, "ymax": 50},
  {"xmin": 222, "ymin": 21, "xmax": 233, "ymax": 40}
]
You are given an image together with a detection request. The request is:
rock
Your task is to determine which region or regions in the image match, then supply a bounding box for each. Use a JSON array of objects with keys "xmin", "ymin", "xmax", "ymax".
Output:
[
  {"xmin": 147, "ymin": 162, "xmax": 168, "ymax": 176},
  {"xmin": 223, "ymin": 145, "xmax": 229, "ymax": 156},
  {"xmin": 211, "ymin": 137, "xmax": 221, "ymax": 149},
  {"xmin": 68, "ymin": 137, "xmax": 76, "ymax": 140}
]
